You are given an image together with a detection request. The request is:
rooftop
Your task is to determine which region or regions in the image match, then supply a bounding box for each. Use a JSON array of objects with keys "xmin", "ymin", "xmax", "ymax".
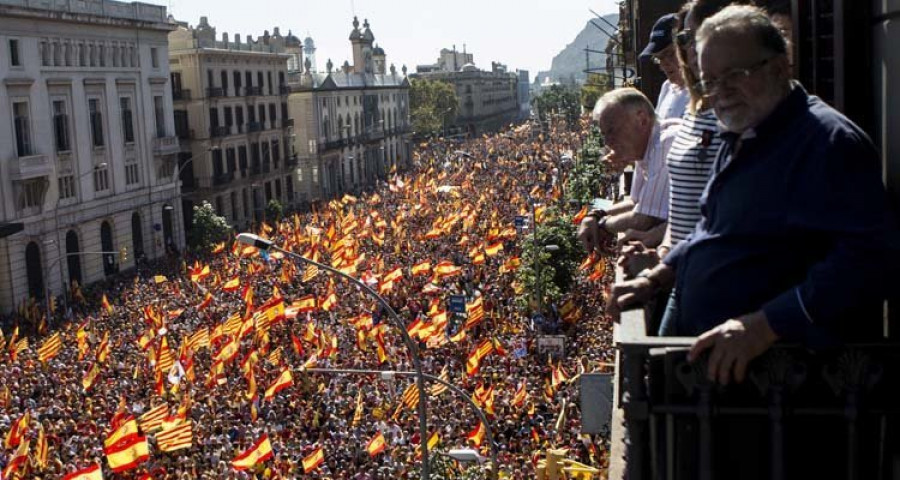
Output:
[{"xmin": 0, "ymin": 0, "xmax": 168, "ymax": 24}]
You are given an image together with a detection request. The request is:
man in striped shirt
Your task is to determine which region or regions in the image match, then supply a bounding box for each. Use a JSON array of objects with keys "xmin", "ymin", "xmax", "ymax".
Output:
[{"xmin": 577, "ymin": 88, "xmax": 679, "ymax": 254}]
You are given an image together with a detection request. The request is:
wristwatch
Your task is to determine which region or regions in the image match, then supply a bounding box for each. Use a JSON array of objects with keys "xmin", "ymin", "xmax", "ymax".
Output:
[{"xmin": 635, "ymin": 269, "xmax": 660, "ymax": 292}]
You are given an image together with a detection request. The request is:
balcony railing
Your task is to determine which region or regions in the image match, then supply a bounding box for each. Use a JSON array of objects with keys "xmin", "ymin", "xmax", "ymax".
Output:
[
  {"xmin": 279, "ymin": 84, "xmax": 291, "ymax": 95},
  {"xmin": 210, "ymin": 126, "xmax": 229, "ymax": 138},
  {"xmin": 172, "ymin": 89, "xmax": 191, "ymax": 101},
  {"xmin": 282, "ymin": 118, "xmax": 294, "ymax": 128},
  {"xmin": 244, "ymin": 86, "xmax": 262, "ymax": 97},
  {"xmin": 607, "ymin": 270, "xmax": 900, "ymax": 480},
  {"xmin": 247, "ymin": 122, "xmax": 262, "ymax": 133},
  {"xmin": 250, "ymin": 164, "xmax": 262, "ymax": 176},
  {"xmin": 152, "ymin": 136, "xmax": 180, "ymax": 156},
  {"xmin": 206, "ymin": 87, "xmax": 225, "ymax": 98},
  {"xmin": 9, "ymin": 153, "xmax": 51, "ymax": 181}
]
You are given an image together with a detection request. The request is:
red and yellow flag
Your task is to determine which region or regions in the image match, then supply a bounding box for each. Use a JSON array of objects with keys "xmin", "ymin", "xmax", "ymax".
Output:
[
  {"xmin": 101, "ymin": 294, "xmax": 113, "ymax": 314},
  {"xmin": 37, "ymin": 332, "xmax": 62, "ymax": 363},
  {"xmin": 223, "ymin": 277, "xmax": 241, "ymax": 292},
  {"xmin": 466, "ymin": 422, "xmax": 486, "ymax": 447},
  {"xmin": 232, "ymin": 434, "xmax": 274, "ymax": 471},
  {"xmin": 302, "ymin": 447, "xmax": 325, "ymax": 473},
  {"xmin": 264, "ymin": 367, "xmax": 294, "ymax": 401},
  {"xmin": 138, "ymin": 404, "xmax": 168, "ymax": 433},
  {"xmin": 62, "ymin": 463, "xmax": 103, "ymax": 480},
  {"xmin": 411, "ymin": 261, "xmax": 431, "ymax": 276},
  {"xmin": 104, "ymin": 433, "xmax": 149, "ymax": 473},
  {"xmin": 4, "ymin": 411, "xmax": 29, "ymax": 449},
  {"xmin": 366, "ymin": 432, "xmax": 387, "ymax": 457},
  {"xmin": 156, "ymin": 419, "xmax": 192, "ymax": 452}
]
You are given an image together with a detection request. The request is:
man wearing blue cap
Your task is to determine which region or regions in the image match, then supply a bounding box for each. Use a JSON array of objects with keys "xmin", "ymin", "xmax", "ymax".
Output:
[{"xmin": 641, "ymin": 13, "xmax": 688, "ymax": 120}]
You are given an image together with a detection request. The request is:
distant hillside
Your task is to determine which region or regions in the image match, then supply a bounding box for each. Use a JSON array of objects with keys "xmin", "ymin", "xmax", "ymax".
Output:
[{"xmin": 535, "ymin": 14, "xmax": 619, "ymax": 86}]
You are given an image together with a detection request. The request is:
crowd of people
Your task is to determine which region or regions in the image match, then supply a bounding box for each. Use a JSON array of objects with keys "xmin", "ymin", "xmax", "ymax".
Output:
[{"xmin": 0, "ymin": 119, "xmax": 616, "ymax": 479}]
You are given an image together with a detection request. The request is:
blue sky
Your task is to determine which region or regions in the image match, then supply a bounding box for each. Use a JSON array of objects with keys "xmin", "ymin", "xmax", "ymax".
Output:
[{"xmin": 148, "ymin": 0, "xmax": 620, "ymax": 78}]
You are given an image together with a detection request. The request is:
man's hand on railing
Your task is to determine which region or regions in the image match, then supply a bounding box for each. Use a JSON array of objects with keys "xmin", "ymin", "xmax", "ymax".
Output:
[
  {"xmin": 607, "ymin": 264, "xmax": 674, "ymax": 318},
  {"xmin": 617, "ymin": 242, "xmax": 660, "ymax": 278},
  {"xmin": 688, "ymin": 310, "xmax": 780, "ymax": 385}
]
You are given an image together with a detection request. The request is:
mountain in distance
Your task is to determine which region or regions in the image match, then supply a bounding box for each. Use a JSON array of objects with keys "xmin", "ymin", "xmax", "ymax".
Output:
[{"xmin": 535, "ymin": 14, "xmax": 619, "ymax": 86}]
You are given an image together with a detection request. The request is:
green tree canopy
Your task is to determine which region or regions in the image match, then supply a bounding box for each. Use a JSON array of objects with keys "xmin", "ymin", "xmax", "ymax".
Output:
[
  {"xmin": 410, "ymin": 78, "xmax": 459, "ymax": 138},
  {"xmin": 532, "ymin": 84, "xmax": 581, "ymax": 125}
]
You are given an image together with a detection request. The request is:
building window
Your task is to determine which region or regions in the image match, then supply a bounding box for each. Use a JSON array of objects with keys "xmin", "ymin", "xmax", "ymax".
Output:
[
  {"xmin": 151, "ymin": 47, "xmax": 159, "ymax": 68},
  {"xmin": 58, "ymin": 174, "xmax": 76, "ymax": 199},
  {"xmin": 154, "ymin": 96, "xmax": 166, "ymax": 138},
  {"xmin": 267, "ymin": 71, "xmax": 273, "ymax": 95},
  {"xmin": 119, "ymin": 97, "xmax": 135, "ymax": 144},
  {"xmin": 9, "ymin": 39, "xmax": 21, "ymax": 67},
  {"xmin": 257, "ymin": 72, "xmax": 264, "ymax": 93},
  {"xmin": 269, "ymin": 103, "xmax": 277, "ymax": 125},
  {"xmin": 236, "ymin": 106, "xmax": 244, "ymax": 133},
  {"xmin": 221, "ymin": 71, "xmax": 229, "ymax": 96},
  {"xmin": 234, "ymin": 71, "xmax": 242, "ymax": 95},
  {"xmin": 23, "ymin": 180, "xmax": 43, "ymax": 209},
  {"xmin": 94, "ymin": 167, "xmax": 110, "ymax": 192},
  {"xmin": 224, "ymin": 106, "xmax": 233, "ymax": 130},
  {"xmin": 125, "ymin": 161, "xmax": 140, "ymax": 185},
  {"xmin": 13, "ymin": 101, "xmax": 33, "ymax": 157},
  {"xmin": 52, "ymin": 100, "xmax": 71, "ymax": 152},
  {"xmin": 258, "ymin": 104, "xmax": 266, "ymax": 129},
  {"xmin": 90, "ymin": 99, "xmax": 105, "ymax": 147}
]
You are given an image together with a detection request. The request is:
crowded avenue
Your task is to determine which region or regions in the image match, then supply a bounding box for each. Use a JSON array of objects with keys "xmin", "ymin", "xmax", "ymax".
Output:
[{"xmin": 0, "ymin": 119, "xmax": 614, "ymax": 479}]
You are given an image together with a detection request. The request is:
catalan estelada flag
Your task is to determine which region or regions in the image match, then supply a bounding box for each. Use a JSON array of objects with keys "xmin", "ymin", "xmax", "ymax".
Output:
[
  {"xmin": 232, "ymin": 434, "xmax": 273, "ymax": 471},
  {"xmin": 366, "ymin": 432, "xmax": 386, "ymax": 457},
  {"xmin": 302, "ymin": 447, "xmax": 325, "ymax": 473}
]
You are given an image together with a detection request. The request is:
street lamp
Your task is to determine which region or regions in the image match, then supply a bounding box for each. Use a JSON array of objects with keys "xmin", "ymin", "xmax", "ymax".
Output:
[
  {"xmin": 235, "ymin": 233, "xmax": 433, "ymax": 480},
  {"xmin": 51, "ymin": 162, "xmax": 107, "ymax": 315},
  {"xmin": 303, "ymin": 367, "xmax": 499, "ymax": 480},
  {"xmin": 166, "ymin": 146, "xmax": 220, "ymax": 250}
]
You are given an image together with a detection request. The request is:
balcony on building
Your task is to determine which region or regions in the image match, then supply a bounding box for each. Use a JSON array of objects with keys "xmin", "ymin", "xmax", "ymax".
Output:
[
  {"xmin": 284, "ymin": 155, "xmax": 299, "ymax": 168},
  {"xmin": 247, "ymin": 122, "xmax": 262, "ymax": 133},
  {"xmin": 602, "ymin": 266, "xmax": 900, "ymax": 480},
  {"xmin": 9, "ymin": 152, "xmax": 52, "ymax": 181},
  {"xmin": 279, "ymin": 84, "xmax": 291, "ymax": 95},
  {"xmin": 172, "ymin": 89, "xmax": 192, "ymax": 101},
  {"xmin": 206, "ymin": 87, "xmax": 225, "ymax": 98},
  {"xmin": 210, "ymin": 126, "xmax": 229, "ymax": 138},
  {"xmin": 282, "ymin": 118, "xmax": 294, "ymax": 129},
  {"xmin": 152, "ymin": 135, "xmax": 180, "ymax": 156},
  {"xmin": 213, "ymin": 171, "xmax": 234, "ymax": 186},
  {"xmin": 244, "ymin": 86, "xmax": 262, "ymax": 97}
]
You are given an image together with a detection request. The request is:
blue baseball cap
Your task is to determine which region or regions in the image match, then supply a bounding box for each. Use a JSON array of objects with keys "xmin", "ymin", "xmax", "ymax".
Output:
[{"xmin": 640, "ymin": 13, "xmax": 677, "ymax": 60}]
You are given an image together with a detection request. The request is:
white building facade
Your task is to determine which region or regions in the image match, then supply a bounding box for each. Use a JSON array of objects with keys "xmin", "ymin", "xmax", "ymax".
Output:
[
  {"xmin": 289, "ymin": 18, "xmax": 411, "ymax": 201},
  {"xmin": 0, "ymin": 0, "xmax": 179, "ymax": 313}
]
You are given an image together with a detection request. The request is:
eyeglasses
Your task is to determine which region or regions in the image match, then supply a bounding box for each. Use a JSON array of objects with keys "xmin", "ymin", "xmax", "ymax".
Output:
[
  {"xmin": 695, "ymin": 56, "xmax": 775, "ymax": 97},
  {"xmin": 675, "ymin": 29, "xmax": 694, "ymax": 47},
  {"xmin": 651, "ymin": 47, "xmax": 676, "ymax": 65}
]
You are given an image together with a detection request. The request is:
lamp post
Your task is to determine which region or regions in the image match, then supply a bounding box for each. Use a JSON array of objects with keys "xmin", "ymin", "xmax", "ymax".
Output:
[
  {"xmin": 302, "ymin": 367, "xmax": 499, "ymax": 480},
  {"xmin": 235, "ymin": 233, "xmax": 433, "ymax": 480},
  {"xmin": 166, "ymin": 146, "xmax": 220, "ymax": 251},
  {"xmin": 51, "ymin": 162, "xmax": 107, "ymax": 316}
]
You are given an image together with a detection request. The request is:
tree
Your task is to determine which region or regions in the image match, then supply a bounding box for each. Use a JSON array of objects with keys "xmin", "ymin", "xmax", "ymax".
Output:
[
  {"xmin": 566, "ymin": 125, "xmax": 618, "ymax": 204},
  {"xmin": 532, "ymin": 84, "xmax": 581, "ymax": 125},
  {"xmin": 265, "ymin": 199, "xmax": 283, "ymax": 223},
  {"xmin": 515, "ymin": 206, "xmax": 580, "ymax": 313},
  {"xmin": 410, "ymin": 78, "xmax": 459, "ymax": 138},
  {"xmin": 188, "ymin": 201, "xmax": 232, "ymax": 252}
]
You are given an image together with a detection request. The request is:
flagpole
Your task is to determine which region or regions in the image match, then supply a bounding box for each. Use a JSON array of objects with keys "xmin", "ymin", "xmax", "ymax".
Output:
[
  {"xmin": 305, "ymin": 367, "xmax": 499, "ymax": 480},
  {"xmin": 235, "ymin": 233, "xmax": 433, "ymax": 480}
]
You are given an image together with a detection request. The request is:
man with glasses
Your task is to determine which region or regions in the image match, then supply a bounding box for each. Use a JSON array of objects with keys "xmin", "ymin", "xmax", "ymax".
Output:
[
  {"xmin": 609, "ymin": 5, "xmax": 900, "ymax": 385},
  {"xmin": 640, "ymin": 13, "xmax": 689, "ymax": 120}
]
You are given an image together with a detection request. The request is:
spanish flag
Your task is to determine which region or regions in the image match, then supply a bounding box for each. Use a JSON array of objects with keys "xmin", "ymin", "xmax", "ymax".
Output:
[
  {"xmin": 153, "ymin": 275, "xmax": 168, "ymax": 284},
  {"xmin": 101, "ymin": 294, "xmax": 113, "ymax": 314},
  {"xmin": 366, "ymin": 432, "xmax": 387, "ymax": 457},
  {"xmin": 302, "ymin": 447, "xmax": 325, "ymax": 473},
  {"xmin": 232, "ymin": 434, "xmax": 274, "ymax": 471},
  {"xmin": 320, "ymin": 291, "xmax": 338, "ymax": 312},
  {"xmin": 427, "ymin": 432, "xmax": 441, "ymax": 451},
  {"xmin": 2, "ymin": 438, "xmax": 29, "ymax": 478},
  {"xmin": 197, "ymin": 292, "xmax": 214, "ymax": 311},
  {"xmin": 383, "ymin": 267, "xmax": 403, "ymax": 284},
  {"xmin": 411, "ymin": 261, "xmax": 431, "ymax": 276},
  {"xmin": 104, "ymin": 433, "xmax": 149, "ymax": 473},
  {"xmin": 466, "ymin": 421, "xmax": 486, "ymax": 448},
  {"xmin": 434, "ymin": 261, "xmax": 462, "ymax": 278},
  {"xmin": 104, "ymin": 418, "xmax": 139, "ymax": 449},
  {"xmin": 37, "ymin": 332, "xmax": 62, "ymax": 363},
  {"xmin": 294, "ymin": 294, "xmax": 317, "ymax": 313},
  {"xmin": 62, "ymin": 463, "xmax": 103, "ymax": 480},
  {"xmin": 512, "ymin": 380, "xmax": 528, "ymax": 407},
  {"xmin": 485, "ymin": 241, "xmax": 504, "ymax": 257},
  {"xmin": 223, "ymin": 277, "xmax": 240, "ymax": 292},
  {"xmin": 264, "ymin": 367, "xmax": 294, "ymax": 401},
  {"xmin": 572, "ymin": 205, "xmax": 589, "ymax": 225}
]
